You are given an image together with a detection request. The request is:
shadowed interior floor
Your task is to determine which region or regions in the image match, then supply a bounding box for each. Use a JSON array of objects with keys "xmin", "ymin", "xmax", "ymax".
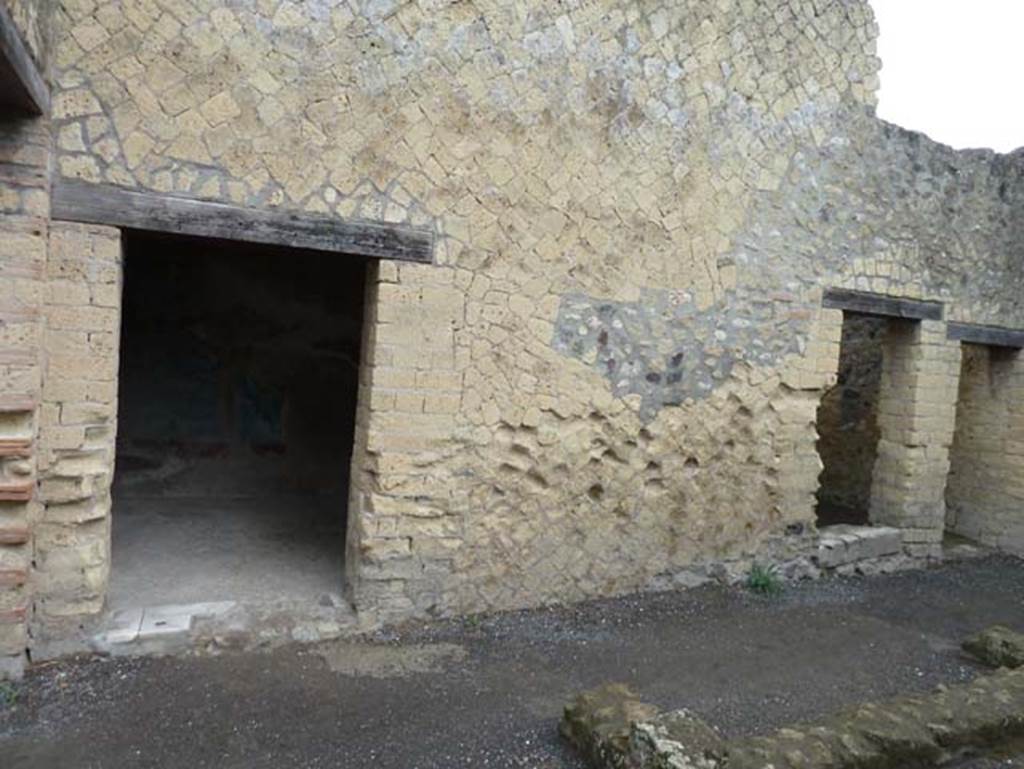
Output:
[
  {"xmin": 107, "ymin": 233, "xmax": 364, "ymax": 614},
  {"xmin": 109, "ymin": 496, "xmax": 345, "ymax": 611},
  {"xmin": 109, "ymin": 456, "xmax": 346, "ymax": 612}
]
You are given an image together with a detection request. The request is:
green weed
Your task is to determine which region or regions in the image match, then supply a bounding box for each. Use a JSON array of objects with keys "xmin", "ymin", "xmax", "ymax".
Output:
[
  {"xmin": 0, "ymin": 681, "xmax": 18, "ymax": 709},
  {"xmin": 747, "ymin": 563, "xmax": 784, "ymax": 596}
]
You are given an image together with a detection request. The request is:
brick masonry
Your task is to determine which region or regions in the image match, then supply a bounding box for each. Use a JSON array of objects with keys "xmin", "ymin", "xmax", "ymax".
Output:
[
  {"xmin": 33, "ymin": 221, "xmax": 120, "ymax": 653},
  {"xmin": 0, "ymin": 0, "xmax": 1022, "ymax": 674},
  {"xmin": 869, "ymin": 320, "xmax": 963, "ymax": 558},
  {"xmin": 946, "ymin": 345, "xmax": 1024, "ymax": 554},
  {"xmin": 0, "ymin": 111, "xmax": 49, "ymax": 678},
  {"xmin": 345, "ymin": 260, "xmax": 465, "ymax": 618}
]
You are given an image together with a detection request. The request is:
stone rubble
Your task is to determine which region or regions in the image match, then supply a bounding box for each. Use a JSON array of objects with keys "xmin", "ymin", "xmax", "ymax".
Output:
[
  {"xmin": 963, "ymin": 626, "xmax": 1024, "ymax": 671},
  {"xmin": 562, "ymin": 628, "xmax": 1024, "ymax": 769}
]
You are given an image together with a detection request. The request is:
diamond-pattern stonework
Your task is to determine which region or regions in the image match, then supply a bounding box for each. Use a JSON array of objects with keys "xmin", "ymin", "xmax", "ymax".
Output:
[{"xmin": 0, "ymin": 0, "xmax": 1019, "ymax": 671}]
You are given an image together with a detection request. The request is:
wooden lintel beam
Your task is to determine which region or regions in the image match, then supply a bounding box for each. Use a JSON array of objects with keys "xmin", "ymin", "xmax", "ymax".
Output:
[
  {"xmin": 52, "ymin": 179, "xmax": 435, "ymax": 264},
  {"xmin": 0, "ymin": 3, "xmax": 49, "ymax": 116},
  {"xmin": 822, "ymin": 288, "xmax": 943, "ymax": 321},
  {"xmin": 947, "ymin": 322, "xmax": 1024, "ymax": 349}
]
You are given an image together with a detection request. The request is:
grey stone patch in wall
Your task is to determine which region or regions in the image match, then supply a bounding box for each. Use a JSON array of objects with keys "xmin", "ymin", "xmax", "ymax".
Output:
[{"xmin": 552, "ymin": 289, "xmax": 800, "ymax": 420}]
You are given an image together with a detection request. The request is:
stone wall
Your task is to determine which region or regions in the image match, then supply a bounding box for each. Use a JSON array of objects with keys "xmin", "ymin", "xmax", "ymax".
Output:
[
  {"xmin": 345, "ymin": 260, "xmax": 467, "ymax": 617},
  {"xmin": 946, "ymin": 345, "xmax": 1024, "ymax": 554},
  {"xmin": 32, "ymin": 222, "xmax": 121, "ymax": 654},
  {"xmin": 1, "ymin": 0, "xmax": 1020, "ymax": 637},
  {"xmin": 1, "ymin": 0, "xmax": 55, "ymax": 678},
  {"xmin": 0, "ymin": 116, "xmax": 49, "ymax": 677},
  {"xmin": 868, "ymin": 320, "xmax": 962, "ymax": 558}
]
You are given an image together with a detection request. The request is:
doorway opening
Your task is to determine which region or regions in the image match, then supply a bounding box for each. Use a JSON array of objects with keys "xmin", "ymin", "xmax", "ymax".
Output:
[
  {"xmin": 110, "ymin": 231, "xmax": 367, "ymax": 612},
  {"xmin": 815, "ymin": 312, "xmax": 887, "ymax": 527},
  {"xmin": 945, "ymin": 343, "xmax": 1022, "ymax": 551}
]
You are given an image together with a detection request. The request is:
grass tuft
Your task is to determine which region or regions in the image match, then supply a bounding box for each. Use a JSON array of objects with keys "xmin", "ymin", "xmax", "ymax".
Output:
[
  {"xmin": 747, "ymin": 563, "xmax": 784, "ymax": 596},
  {"xmin": 0, "ymin": 681, "xmax": 18, "ymax": 709}
]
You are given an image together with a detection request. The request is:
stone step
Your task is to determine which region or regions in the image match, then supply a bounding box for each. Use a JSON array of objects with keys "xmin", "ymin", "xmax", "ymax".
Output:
[
  {"xmin": 92, "ymin": 601, "xmax": 237, "ymax": 656},
  {"xmin": 816, "ymin": 524, "xmax": 903, "ymax": 568}
]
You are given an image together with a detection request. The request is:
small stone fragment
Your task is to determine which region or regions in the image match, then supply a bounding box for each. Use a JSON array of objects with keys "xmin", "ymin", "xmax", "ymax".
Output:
[
  {"xmin": 560, "ymin": 683, "xmax": 660, "ymax": 769},
  {"xmin": 629, "ymin": 709, "xmax": 724, "ymax": 769},
  {"xmin": 963, "ymin": 625, "xmax": 1024, "ymax": 669}
]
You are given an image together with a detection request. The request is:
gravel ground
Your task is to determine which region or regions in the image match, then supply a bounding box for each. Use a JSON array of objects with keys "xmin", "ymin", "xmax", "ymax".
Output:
[{"xmin": 2, "ymin": 555, "xmax": 1023, "ymax": 768}]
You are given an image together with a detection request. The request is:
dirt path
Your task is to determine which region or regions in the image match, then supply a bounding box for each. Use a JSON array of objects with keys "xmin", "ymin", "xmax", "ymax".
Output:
[{"xmin": 2, "ymin": 556, "xmax": 1023, "ymax": 768}]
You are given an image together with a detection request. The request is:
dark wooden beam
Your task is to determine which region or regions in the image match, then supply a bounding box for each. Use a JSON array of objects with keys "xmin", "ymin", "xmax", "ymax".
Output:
[
  {"xmin": 52, "ymin": 179, "xmax": 435, "ymax": 263},
  {"xmin": 947, "ymin": 322, "xmax": 1024, "ymax": 349},
  {"xmin": 0, "ymin": 3, "xmax": 49, "ymax": 116},
  {"xmin": 822, "ymin": 288, "xmax": 943, "ymax": 321}
]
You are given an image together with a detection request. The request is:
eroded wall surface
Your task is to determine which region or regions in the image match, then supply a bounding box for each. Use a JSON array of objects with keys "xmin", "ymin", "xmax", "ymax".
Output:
[{"xmin": 23, "ymin": 0, "xmax": 1024, "ymax": 627}]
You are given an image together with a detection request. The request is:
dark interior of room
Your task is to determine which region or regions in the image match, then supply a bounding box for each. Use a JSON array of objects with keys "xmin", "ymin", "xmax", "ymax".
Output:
[
  {"xmin": 815, "ymin": 312, "xmax": 886, "ymax": 528},
  {"xmin": 110, "ymin": 231, "xmax": 367, "ymax": 609}
]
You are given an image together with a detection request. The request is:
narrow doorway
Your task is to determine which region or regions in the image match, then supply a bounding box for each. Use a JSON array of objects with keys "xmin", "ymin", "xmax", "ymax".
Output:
[
  {"xmin": 946, "ymin": 343, "xmax": 1023, "ymax": 551},
  {"xmin": 110, "ymin": 231, "xmax": 367, "ymax": 611},
  {"xmin": 815, "ymin": 312, "xmax": 887, "ymax": 527}
]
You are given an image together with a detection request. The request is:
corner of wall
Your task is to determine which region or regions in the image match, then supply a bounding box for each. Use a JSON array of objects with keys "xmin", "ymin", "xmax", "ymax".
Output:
[
  {"xmin": 0, "ymin": 113, "xmax": 50, "ymax": 678},
  {"xmin": 30, "ymin": 220, "xmax": 121, "ymax": 656},
  {"xmin": 346, "ymin": 258, "xmax": 466, "ymax": 620}
]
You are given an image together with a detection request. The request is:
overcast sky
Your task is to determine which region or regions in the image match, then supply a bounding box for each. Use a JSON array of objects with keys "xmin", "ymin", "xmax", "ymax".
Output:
[{"xmin": 871, "ymin": 0, "xmax": 1023, "ymax": 153}]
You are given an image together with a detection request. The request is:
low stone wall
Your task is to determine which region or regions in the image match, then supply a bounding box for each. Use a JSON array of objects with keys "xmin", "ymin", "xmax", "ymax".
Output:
[
  {"xmin": 563, "ymin": 627, "xmax": 1024, "ymax": 769},
  {"xmin": 723, "ymin": 670, "xmax": 1024, "ymax": 769},
  {"xmin": 814, "ymin": 524, "xmax": 905, "ymax": 574}
]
